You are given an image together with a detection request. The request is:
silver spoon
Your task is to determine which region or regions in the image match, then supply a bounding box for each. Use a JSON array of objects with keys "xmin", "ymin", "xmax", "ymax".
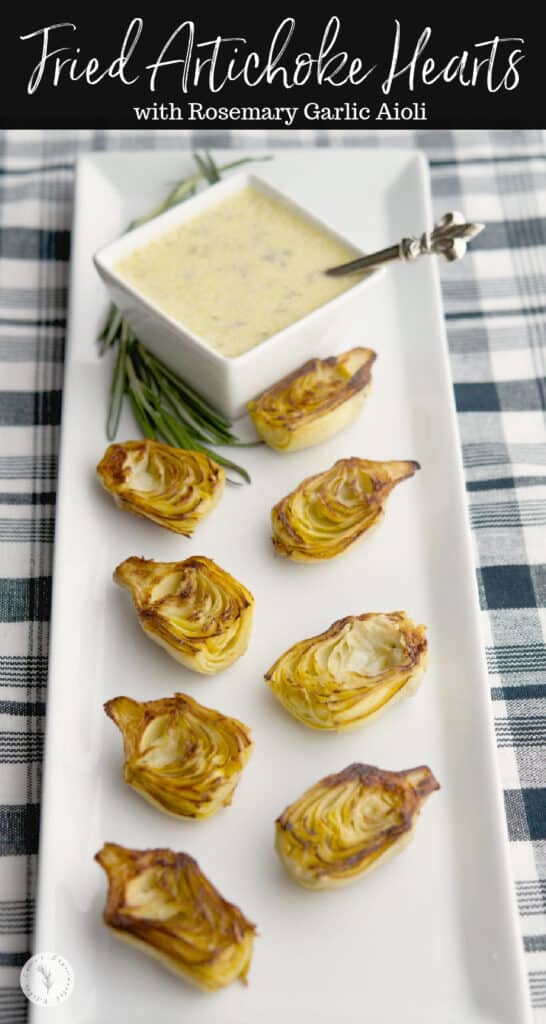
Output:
[{"xmin": 325, "ymin": 211, "xmax": 484, "ymax": 278}]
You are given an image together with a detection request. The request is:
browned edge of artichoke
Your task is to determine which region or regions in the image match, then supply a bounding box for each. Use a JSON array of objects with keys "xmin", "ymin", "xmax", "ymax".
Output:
[
  {"xmin": 265, "ymin": 610, "xmax": 427, "ymax": 685},
  {"xmin": 111, "ymin": 556, "xmax": 255, "ymax": 676},
  {"xmin": 113, "ymin": 556, "xmax": 254, "ymax": 619},
  {"xmin": 96, "ymin": 441, "xmax": 225, "ymax": 538},
  {"xmin": 247, "ymin": 348, "xmax": 377, "ymax": 429},
  {"xmin": 103, "ymin": 691, "xmax": 254, "ymax": 743},
  {"xmin": 95, "ymin": 843, "xmax": 257, "ymax": 931},
  {"xmin": 271, "ymin": 457, "xmax": 420, "ymax": 561},
  {"xmin": 272, "ymin": 457, "xmax": 420, "ymax": 520},
  {"xmin": 103, "ymin": 692, "xmax": 254, "ymax": 818},
  {"xmin": 97, "ymin": 443, "xmax": 129, "ymax": 488},
  {"xmin": 96, "ymin": 440, "xmax": 223, "ymax": 491},
  {"xmin": 318, "ymin": 762, "xmax": 440, "ymax": 802}
]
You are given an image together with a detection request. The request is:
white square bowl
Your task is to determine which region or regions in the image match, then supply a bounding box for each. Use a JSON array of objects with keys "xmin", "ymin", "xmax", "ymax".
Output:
[{"xmin": 93, "ymin": 171, "xmax": 379, "ymax": 419}]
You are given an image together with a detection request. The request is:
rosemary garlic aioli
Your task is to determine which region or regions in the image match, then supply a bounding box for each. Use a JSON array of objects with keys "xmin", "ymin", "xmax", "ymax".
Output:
[{"xmin": 115, "ymin": 186, "xmax": 357, "ymax": 358}]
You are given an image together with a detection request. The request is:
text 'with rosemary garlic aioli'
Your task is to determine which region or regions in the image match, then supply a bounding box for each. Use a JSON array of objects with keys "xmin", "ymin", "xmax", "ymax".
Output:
[{"xmin": 115, "ymin": 186, "xmax": 359, "ymax": 358}]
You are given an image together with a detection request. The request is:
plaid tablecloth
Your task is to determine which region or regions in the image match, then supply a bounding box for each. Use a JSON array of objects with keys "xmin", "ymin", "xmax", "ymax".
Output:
[{"xmin": 0, "ymin": 127, "xmax": 545, "ymax": 1022}]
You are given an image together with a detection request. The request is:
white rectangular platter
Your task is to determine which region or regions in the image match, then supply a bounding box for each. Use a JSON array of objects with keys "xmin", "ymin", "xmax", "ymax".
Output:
[{"xmin": 31, "ymin": 149, "xmax": 531, "ymax": 1024}]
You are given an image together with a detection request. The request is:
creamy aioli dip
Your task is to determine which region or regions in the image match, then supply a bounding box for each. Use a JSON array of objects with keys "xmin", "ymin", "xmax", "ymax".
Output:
[{"xmin": 115, "ymin": 186, "xmax": 358, "ymax": 358}]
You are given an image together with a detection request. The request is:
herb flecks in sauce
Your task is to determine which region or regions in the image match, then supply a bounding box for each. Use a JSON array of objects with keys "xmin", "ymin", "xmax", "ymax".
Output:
[{"xmin": 115, "ymin": 187, "xmax": 358, "ymax": 358}]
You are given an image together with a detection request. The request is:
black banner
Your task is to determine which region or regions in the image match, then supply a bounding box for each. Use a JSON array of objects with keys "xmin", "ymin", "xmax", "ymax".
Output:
[{"xmin": 0, "ymin": 10, "xmax": 542, "ymax": 128}]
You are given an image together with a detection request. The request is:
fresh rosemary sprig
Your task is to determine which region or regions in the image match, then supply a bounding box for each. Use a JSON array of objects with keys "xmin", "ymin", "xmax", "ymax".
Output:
[{"xmin": 99, "ymin": 151, "xmax": 271, "ymax": 483}]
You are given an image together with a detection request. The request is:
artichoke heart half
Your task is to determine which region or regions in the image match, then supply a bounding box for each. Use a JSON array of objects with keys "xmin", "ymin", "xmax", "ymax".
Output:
[
  {"xmin": 271, "ymin": 457, "xmax": 419, "ymax": 561},
  {"xmin": 97, "ymin": 440, "xmax": 225, "ymax": 536},
  {"xmin": 104, "ymin": 693, "xmax": 253, "ymax": 819},
  {"xmin": 275, "ymin": 762, "xmax": 439, "ymax": 890},
  {"xmin": 247, "ymin": 347, "xmax": 376, "ymax": 452},
  {"xmin": 266, "ymin": 611, "xmax": 428, "ymax": 731},
  {"xmin": 114, "ymin": 556, "xmax": 254, "ymax": 674},
  {"xmin": 95, "ymin": 843, "xmax": 256, "ymax": 991}
]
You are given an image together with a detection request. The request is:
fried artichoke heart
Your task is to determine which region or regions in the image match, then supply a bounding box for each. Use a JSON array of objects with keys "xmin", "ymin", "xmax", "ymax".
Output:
[
  {"xmin": 275, "ymin": 763, "xmax": 439, "ymax": 890},
  {"xmin": 265, "ymin": 611, "xmax": 428, "ymax": 731},
  {"xmin": 271, "ymin": 457, "xmax": 419, "ymax": 561},
  {"xmin": 247, "ymin": 347, "xmax": 376, "ymax": 452},
  {"xmin": 95, "ymin": 843, "xmax": 256, "ymax": 991},
  {"xmin": 96, "ymin": 440, "xmax": 225, "ymax": 536},
  {"xmin": 104, "ymin": 693, "xmax": 253, "ymax": 819},
  {"xmin": 114, "ymin": 556, "xmax": 254, "ymax": 674}
]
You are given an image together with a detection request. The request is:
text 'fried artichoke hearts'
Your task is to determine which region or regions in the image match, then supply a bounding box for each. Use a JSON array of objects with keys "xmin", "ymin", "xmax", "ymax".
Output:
[
  {"xmin": 275, "ymin": 763, "xmax": 439, "ymax": 890},
  {"xmin": 104, "ymin": 693, "xmax": 253, "ymax": 819},
  {"xmin": 114, "ymin": 556, "xmax": 254, "ymax": 674},
  {"xmin": 97, "ymin": 440, "xmax": 225, "ymax": 537},
  {"xmin": 266, "ymin": 612, "xmax": 428, "ymax": 731},
  {"xmin": 95, "ymin": 843, "xmax": 256, "ymax": 991},
  {"xmin": 247, "ymin": 347, "xmax": 376, "ymax": 452},
  {"xmin": 271, "ymin": 457, "xmax": 419, "ymax": 561}
]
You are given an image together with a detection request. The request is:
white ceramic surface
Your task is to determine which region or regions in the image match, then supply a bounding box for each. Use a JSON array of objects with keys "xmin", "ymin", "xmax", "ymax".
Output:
[
  {"xmin": 93, "ymin": 170, "xmax": 378, "ymax": 418},
  {"xmin": 30, "ymin": 149, "xmax": 532, "ymax": 1024}
]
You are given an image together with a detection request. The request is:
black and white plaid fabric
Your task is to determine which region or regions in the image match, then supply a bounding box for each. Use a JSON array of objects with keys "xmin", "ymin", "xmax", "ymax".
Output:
[{"xmin": 0, "ymin": 128, "xmax": 544, "ymax": 1022}]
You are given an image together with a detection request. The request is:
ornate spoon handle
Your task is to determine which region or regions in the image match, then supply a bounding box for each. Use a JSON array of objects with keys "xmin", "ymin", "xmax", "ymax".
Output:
[{"xmin": 325, "ymin": 212, "xmax": 484, "ymax": 277}]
